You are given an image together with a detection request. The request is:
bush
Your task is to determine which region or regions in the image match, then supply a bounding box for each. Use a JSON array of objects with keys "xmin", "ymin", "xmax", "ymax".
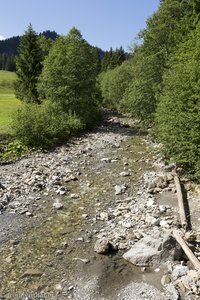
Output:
[
  {"xmin": 0, "ymin": 140, "xmax": 30, "ymax": 161},
  {"xmin": 11, "ymin": 100, "xmax": 84, "ymax": 148}
]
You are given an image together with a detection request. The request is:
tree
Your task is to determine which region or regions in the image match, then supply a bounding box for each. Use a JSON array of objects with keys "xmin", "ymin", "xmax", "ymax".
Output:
[
  {"xmin": 38, "ymin": 27, "xmax": 101, "ymax": 126},
  {"xmin": 101, "ymin": 47, "xmax": 127, "ymax": 71},
  {"xmin": 15, "ymin": 24, "xmax": 43, "ymax": 103},
  {"xmin": 155, "ymin": 22, "xmax": 200, "ymax": 180},
  {"xmin": 122, "ymin": 0, "xmax": 197, "ymax": 125},
  {"xmin": 99, "ymin": 59, "xmax": 134, "ymax": 109}
]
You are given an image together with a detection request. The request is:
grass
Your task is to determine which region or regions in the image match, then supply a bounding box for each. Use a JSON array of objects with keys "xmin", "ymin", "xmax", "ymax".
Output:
[{"xmin": 0, "ymin": 71, "xmax": 21, "ymax": 133}]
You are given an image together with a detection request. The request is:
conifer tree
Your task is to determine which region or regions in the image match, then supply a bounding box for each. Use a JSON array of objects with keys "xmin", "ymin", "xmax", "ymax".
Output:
[{"xmin": 15, "ymin": 24, "xmax": 43, "ymax": 103}]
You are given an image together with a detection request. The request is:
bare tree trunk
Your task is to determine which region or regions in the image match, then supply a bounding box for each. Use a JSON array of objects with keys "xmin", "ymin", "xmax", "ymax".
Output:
[{"xmin": 174, "ymin": 174, "xmax": 187, "ymax": 230}]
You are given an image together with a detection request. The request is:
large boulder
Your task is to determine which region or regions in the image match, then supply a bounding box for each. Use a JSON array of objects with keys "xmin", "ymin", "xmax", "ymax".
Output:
[{"xmin": 123, "ymin": 233, "xmax": 182, "ymax": 267}]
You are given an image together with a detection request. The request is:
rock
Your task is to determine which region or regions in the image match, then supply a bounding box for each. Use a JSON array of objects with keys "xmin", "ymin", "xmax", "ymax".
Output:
[
  {"xmin": 0, "ymin": 182, "xmax": 5, "ymax": 189},
  {"xmin": 65, "ymin": 175, "xmax": 78, "ymax": 182},
  {"xmin": 72, "ymin": 258, "xmax": 90, "ymax": 264},
  {"xmin": 172, "ymin": 265, "xmax": 188, "ymax": 280},
  {"xmin": 184, "ymin": 231, "xmax": 197, "ymax": 242},
  {"xmin": 81, "ymin": 214, "xmax": 88, "ymax": 219},
  {"xmin": 165, "ymin": 283, "xmax": 180, "ymax": 300},
  {"xmin": 55, "ymin": 249, "xmax": 64, "ymax": 255},
  {"xmin": 101, "ymin": 158, "xmax": 111, "ymax": 163},
  {"xmin": 52, "ymin": 199, "xmax": 63, "ymax": 210},
  {"xmin": 123, "ymin": 235, "xmax": 162, "ymax": 266},
  {"xmin": 155, "ymin": 176, "xmax": 168, "ymax": 189},
  {"xmin": 70, "ymin": 193, "xmax": 79, "ymax": 199},
  {"xmin": 146, "ymin": 199, "xmax": 155, "ymax": 207},
  {"xmin": 123, "ymin": 221, "xmax": 133, "ymax": 228},
  {"xmin": 94, "ymin": 238, "xmax": 116, "ymax": 254},
  {"xmin": 100, "ymin": 212, "xmax": 109, "ymax": 221},
  {"xmin": 154, "ymin": 187, "xmax": 163, "ymax": 193},
  {"xmin": 166, "ymin": 173, "xmax": 174, "ymax": 182},
  {"xmin": 161, "ymin": 274, "xmax": 171, "ymax": 286},
  {"xmin": 56, "ymin": 187, "xmax": 67, "ymax": 195},
  {"xmin": 187, "ymin": 270, "xmax": 200, "ymax": 282},
  {"xmin": 76, "ymin": 237, "xmax": 84, "ymax": 242},
  {"xmin": 180, "ymin": 275, "xmax": 196, "ymax": 291},
  {"xmin": 120, "ymin": 171, "xmax": 130, "ymax": 177},
  {"xmin": 25, "ymin": 211, "xmax": 33, "ymax": 217},
  {"xmin": 5, "ymin": 255, "xmax": 14, "ymax": 263},
  {"xmin": 159, "ymin": 205, "xmax": 167, "ymax": 213},
  {"xmin": 145, "ymin": 215, "xmax": 159, "ymax": 226},
  {"xmin": 21, "ymin": 269, "xmax": 43, "ymax": 278},
  {"xmin": 160, "ymin": 220, "xmax": 170, "ymax": 228},
  {"xmin": 163, "ymin": 163, "xmax": 176, "ymax": 172},
  {"xmin": 123, "ymin": 234, "xmax": 182, "ymax": 267},
  {"xmin": 114, "ymin": 184, "xmax": 127, "ymax": 195}
]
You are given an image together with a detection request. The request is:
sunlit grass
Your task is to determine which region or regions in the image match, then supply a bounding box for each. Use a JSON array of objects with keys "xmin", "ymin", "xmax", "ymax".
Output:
[{"xmin": 0, "ymin": 71, "xmax": 21, "ymax": 133}]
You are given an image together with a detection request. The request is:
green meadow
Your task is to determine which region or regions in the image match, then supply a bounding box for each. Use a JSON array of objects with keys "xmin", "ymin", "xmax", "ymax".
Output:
[{"xmin": 0, "ymin": 71, "xmax": 21, "ymax": 133}]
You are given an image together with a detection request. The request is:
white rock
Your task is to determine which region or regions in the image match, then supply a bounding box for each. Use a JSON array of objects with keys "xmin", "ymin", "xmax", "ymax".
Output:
[
  {"xmin": 172, "ymin": 265, "xmax": 188, "ymax": 280},
  {"xmin": 123, "ymin": 221, "xmax": 133, "ymax": 228},
  {"xmin": 52, "ymin": 199, "xmax": 63, "ymax": 210},
  {"xmin": 114, "ymin": 184, "xmax": 127, "ymax": 195},
  {"xmin": 101, "ymin": 158, "xmax": 111, "ymax": 163},
  {"xmin": 100, "ymin": 212, "xmax": 109, "ymax": 221},
  {"xmin": 120, "ymin": 171, "xmax": 130, "ymax": 177},
  {"xmin": 146, "ymin": 199, "xmax": 155, "ymax": 207},
  {"xmin": 160, "ymin": 220, "xmax": 170, "ymax": 228}
]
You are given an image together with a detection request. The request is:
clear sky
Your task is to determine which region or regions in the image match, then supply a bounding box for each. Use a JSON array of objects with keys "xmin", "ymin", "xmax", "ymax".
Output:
[{"xmin": 0, "ymin": 0, "xmax": 160, "ymax": 51}]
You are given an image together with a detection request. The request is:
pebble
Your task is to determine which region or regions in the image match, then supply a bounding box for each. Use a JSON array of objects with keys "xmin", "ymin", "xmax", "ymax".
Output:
[
  {"xmin": 120, "ymin": 171, "xmax": 130, "ymax": 177},
  {"xmin": 52, "ymin": 199, "xmax": 63, "ymax": 210}
]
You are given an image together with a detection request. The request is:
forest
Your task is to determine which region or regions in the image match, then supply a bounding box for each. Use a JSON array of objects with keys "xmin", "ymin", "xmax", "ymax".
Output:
[{"xmin": 4, "ymin": 0, "xmax": 200, "ymax": 181}]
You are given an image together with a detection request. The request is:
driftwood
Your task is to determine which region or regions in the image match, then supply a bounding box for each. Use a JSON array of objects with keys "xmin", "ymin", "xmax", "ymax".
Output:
[
  {"xmin": 174, "ymin": 174, "xmax": 187, "ymax": 229},
  {"xmin": 173, "ymin": 229, "xmax": 200, "ymax": 272}
]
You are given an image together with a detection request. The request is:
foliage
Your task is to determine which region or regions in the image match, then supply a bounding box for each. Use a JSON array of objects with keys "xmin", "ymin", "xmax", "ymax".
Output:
[
  {"xmin": 99, "ymin": 60, "xmax": 133, "ymax": 109},
  {"xmin": 101, "ymin": 46, "xmax": 128, "ymax": 72},
  {"xmin": 0, "ymin": 140, "xmax": 30, "ymax": 161},
  {"xmin": 121, "ymin": 49, "xmax": 163, "ymax": 125},
  {"xmin": 155, "ymin": 22, "xmax": 200, "ymax": 180},
  {"xmin": 0, "ymin": 54, "xmax": 16, "ymax": 71},
  {"xmin": 0, "ymin": 30, "xmax": 58, "ymax": 71},
  {"xmin": 11, "ymin": 100, "xmax": 84, "ymax": 148},
  {"xmin": 14, "ymin": 24, "xmax": 44, "ymax": 103},
  {"xmin": 122, "ymin": 0, "xmax": 196, "ymax": 125},
  {"xmin": 38, "ymin": 27, "xmax": 101, "ymax": 127}
]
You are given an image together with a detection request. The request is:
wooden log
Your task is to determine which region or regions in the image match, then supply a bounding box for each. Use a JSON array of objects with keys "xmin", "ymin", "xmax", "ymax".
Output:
[
  {"xmin": 173, "ymin": 229, "xmax": 200, "ymax": 272},
  {"xmin": 174, "ymin": 174, "xmax": 187, "ymax": 230}
]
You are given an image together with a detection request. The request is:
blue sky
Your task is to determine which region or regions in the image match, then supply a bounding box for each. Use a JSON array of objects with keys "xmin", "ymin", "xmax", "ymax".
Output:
[{"xmin": 0, "ymin": 0, "xmax": 160, "ymax": 51}]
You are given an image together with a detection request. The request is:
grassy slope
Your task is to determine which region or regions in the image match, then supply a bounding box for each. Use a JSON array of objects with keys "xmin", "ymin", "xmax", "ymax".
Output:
[{"xmin": 0, "ymin": 71, "xmax": 21, "ymax": 133}]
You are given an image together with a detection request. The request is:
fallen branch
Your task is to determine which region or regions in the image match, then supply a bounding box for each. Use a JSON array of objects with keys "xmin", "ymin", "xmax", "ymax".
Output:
[
  {"xmin": 174, "ymin": 174, "xmax": 187, "ymax": 230},
  {"xmin": 173, "ymin": 229, "xmax": 200, "ymax": 272}
]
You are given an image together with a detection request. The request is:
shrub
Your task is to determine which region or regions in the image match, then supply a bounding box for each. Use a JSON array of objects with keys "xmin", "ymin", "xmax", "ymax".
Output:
[{"xmin": 11, "ymin": 100, "xmax": 84, "ymax": 148}]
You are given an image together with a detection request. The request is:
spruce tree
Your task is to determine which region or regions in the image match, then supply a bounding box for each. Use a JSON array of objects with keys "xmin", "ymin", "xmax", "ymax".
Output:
[{"xmin": 15, "ymin": 24, "xmax": 43, "ymax": 103}]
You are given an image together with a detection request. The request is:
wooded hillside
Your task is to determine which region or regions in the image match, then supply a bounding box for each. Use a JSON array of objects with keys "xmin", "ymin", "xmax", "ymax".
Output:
[{"xmin": 99, "ymin": 0, "xmax": 200, "ymax": 180}]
